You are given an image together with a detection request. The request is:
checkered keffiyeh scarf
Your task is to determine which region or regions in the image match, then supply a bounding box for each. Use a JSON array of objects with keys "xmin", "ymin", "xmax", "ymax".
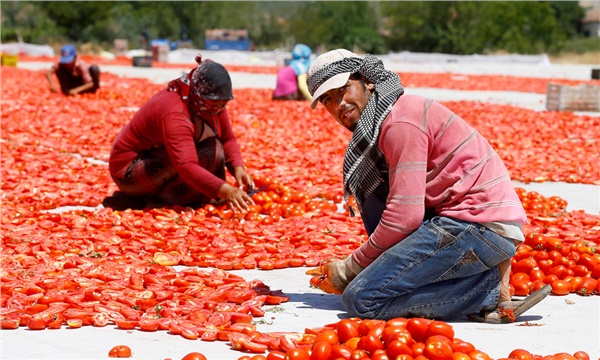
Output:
[{"xmin": 308, "ymin": 55, "xmax": 404, "ymax": 214}]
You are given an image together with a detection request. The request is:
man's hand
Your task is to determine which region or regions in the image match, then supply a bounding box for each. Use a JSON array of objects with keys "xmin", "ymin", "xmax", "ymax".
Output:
[{"xmin": 306, "ymin": 256, "xmax": 364, "ymax": 294}]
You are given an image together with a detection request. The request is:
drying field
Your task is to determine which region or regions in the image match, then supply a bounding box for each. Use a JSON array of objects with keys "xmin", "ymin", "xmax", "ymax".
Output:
[{"xmin": 1, "ymin": 57, "xmax": 599, "ymax": 360}]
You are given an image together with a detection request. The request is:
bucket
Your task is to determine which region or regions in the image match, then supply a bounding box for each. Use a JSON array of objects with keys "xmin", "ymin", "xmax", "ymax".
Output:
[
  {"xmin": 1, "ymin": 53, "xmax": 18, "ymax": 66},
  {"xmin": 132, "ymin": 56, "xmax": 153, "ymax": 67}
]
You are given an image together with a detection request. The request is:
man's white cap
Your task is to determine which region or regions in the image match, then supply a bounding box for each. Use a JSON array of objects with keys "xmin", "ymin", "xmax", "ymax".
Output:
[{"xmin": 308, "ymin": 49, "xmax": 361, "ymax": 109}]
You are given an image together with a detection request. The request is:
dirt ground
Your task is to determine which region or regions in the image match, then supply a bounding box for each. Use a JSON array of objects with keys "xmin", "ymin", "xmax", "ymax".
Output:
[{"xmin": 548, "ymin": 51, "xmax": 600, "ymax": 65}]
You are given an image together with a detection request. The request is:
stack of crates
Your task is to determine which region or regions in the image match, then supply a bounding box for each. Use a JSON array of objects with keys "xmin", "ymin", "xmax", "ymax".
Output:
[{"xmin": 546, "ymin": 83, "xmax": 600, "ymax": 112}]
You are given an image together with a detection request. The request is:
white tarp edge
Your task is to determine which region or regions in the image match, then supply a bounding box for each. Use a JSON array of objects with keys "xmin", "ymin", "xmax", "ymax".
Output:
[
  {"xmin": 0, "ymin": 42, "xmax": 54, "ymax": 57},
  {"xmin": 1, "ymin": 42, "xmax": 552, "ymax": 66}
]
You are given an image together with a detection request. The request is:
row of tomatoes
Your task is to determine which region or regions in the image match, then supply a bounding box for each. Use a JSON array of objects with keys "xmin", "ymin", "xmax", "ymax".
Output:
[
  {"xmin": 2, "ymin": 67, "xmax": 599, "ymax": 212},
  {"xmin": 19, "ymin": 55, "xmax": 600, "ymax": 94},
  {"xmin": 511, "ymin": 234, "xmax": 599, "ymax": 297},
  {"xmin": 2, "ymin": 186, "xmax": 597, "ymax": 283},
  {"xmin": 510, "ymin": 188, "xmax": 600, "ymax": 298},
  {"xmin": 0, "ymin": 257, "xmax": 290, "ymax": 334},
  {"xmin": 110, "ymin": 317, "xmax": 593, "ymax": 360},
  {"xmin": 202, "ymin": 174, "xmax": 342, "ymax": 225},
  {"xmin": 231, "ymin": 317, "xmax": 591, "ymax": 360}
]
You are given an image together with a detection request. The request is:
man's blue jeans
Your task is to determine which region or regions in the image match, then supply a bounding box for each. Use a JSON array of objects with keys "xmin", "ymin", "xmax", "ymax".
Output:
[{"xmin": 343, "ymin": 189, "xmax": 517, "ymax": 320}]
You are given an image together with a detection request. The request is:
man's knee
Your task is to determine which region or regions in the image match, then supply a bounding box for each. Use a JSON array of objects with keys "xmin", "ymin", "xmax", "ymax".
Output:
[{"xmin": 342, "ymin": 285, "xmax": 376, "ymax": 318}]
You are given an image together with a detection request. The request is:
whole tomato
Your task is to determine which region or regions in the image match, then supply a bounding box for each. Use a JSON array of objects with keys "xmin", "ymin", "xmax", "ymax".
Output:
[
  {"xmin": 310, "ymin": 341, "xmax": 332, "ymax": 360},
  {"xmin": 578, "ymin": 253, "xmax": 598, "ymax": 271},
  {"xmin": 357, "ymin": 333, "xmax": 384, "ymax": 353},
  {"xmin": 576, "ymin": 277, "xmax": 598, "ymax": 296},
  {"xmin": 349, "ymin": 349, "xmax": 369, "ymax": 360},
  {"xmin": 524, "ymin": 233, "xmax": 546, "ymax": 250},
  {"xmin": 396, "ymin": 355, "xmax": 414, "ymax": 360},
  {"xmin": 512, "ymin": 277, "xmax": 534, "ymax": 296},
  {"xmin": 528, "ymin": 269, "xmax": 546, "ymax": 282},
  {"xmin": 181, "ymin": 353, "xmax": 207, "ymax": 360},
  {"xmin": 469, "ymin": 350, "xmax": 492, "ymax": 360},
  {"xmin": 357, "ymin": 319, "xmax": 376, "ymax": 336},
  {"xmin": 451, "ymin": 338, "xmax": 475, "ymax": 354},
  {"xmin": 423, "ymin": 335, "xmax": 453, "ymax": 360},
  {"xmin": 412, "ymin": 342, "xmax": 426, "ymax": 356},
  {"xmin": 286, "ymin": 347, "xmax": 310, "ymax": 360},
  {"xmin": 454, "ymin": 353, "xmax": 473, "ymax": 360},
  {"xmin": 386, "ymin": 339, "xmax": 414, "ymax": 358},
  {"xmin": 551, "ymin": 279, "xmax": 571, "ymax": 295},
  {"xmin": 406, "ymin": 318, "xmax": 431, "ymax": 343},
  {"xmin": 512, "ymin": 258, "xmax": 537, "ymax": 274},
  {"xmin": 314, "ymin": 330, "xmax": 339, "ymax": 346},
  {"xmin": 330, "ymin": 344, "xmax": 352, "ymax": 359},
  {"xmin": 371, "ymin": 349, "xmax": 391, "ymax": 360},
  {"xmin": 337, "ymin": 319, "xmax": 360, "ymax": 343},
  {"xmin": 508, "ymin": 349, "xmax": 534, "ymax": 360},
  {"xmin": 342, "ymin": 337, "xmax": 360, "ymax": 351},
  {"xmin": 383, "ymin": 327, "xmax": 414, "ymax": 346},
  {"xmin": 424, "ymin": 320, "xmax": 455, "ymax": 341},
  {"xmin": 386, "ymin": 317, "xmax": 409, "ymax": 328}
]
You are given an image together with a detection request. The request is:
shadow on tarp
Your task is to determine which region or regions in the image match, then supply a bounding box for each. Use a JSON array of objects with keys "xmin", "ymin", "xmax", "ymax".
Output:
[{"xmin": 286, "ymin": 291, "xmax": 345, "ymax": 312}]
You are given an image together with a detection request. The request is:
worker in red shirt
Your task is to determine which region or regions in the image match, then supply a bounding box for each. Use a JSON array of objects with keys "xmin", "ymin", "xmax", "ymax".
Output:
[{"xmin": 105, "ymin": 54, "xmax": 255, "ymax": 212}]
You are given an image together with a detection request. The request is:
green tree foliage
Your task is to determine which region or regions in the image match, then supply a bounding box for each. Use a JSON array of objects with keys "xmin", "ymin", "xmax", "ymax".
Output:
[
  {"xmin": 381, "ymin": 1, "xmax": 583, "ymax": 55},
  {"xmin": 1, "ymin": 2, "xmax": 63, "ymax": 44},
  {"xmin": 0, "ymin": 1, "xmax": 588, "ymax": 55},
  {"xmin": 548, "ymin": 1, "xmax": 586, "ymax": 38},
  {"xmin": 288, "ymin": 2, "xmax": 385, "ymax": 53},
  {"xmin": 37, "ymin": 1, "xmax": 116, "ymax": 42}
]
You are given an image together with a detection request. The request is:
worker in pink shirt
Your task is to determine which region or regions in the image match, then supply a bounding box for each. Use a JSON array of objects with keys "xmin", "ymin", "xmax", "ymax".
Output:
[
  {"xmin": 46, "ymin": 44, "xmax": 100, "ymax": 95},
  {"xmin": 306, "ymin": 49, "xmax": 550, "ymax": 324},
  {"xmin": 272, "ymin": 44, "xmax": 313, "ymax": 101}
]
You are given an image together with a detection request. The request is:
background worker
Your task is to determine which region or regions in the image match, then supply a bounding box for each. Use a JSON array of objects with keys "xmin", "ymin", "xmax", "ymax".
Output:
[
  {"xmin": 104, "ymin": 54, "xmax": 255, "ymax": 212},
  {"xmin": 46, "ymin": 44, "xmax": 101, "ymax": 95},
  {"xmin": 306, "ymin": 49, "xmax": 550, "ymax": 324},
  {"xmin": 272, "ymin": 43, "xmax": 313, "ymax": 101}
]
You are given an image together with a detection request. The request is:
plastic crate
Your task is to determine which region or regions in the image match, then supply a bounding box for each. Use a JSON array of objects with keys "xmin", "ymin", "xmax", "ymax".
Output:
[
  {"xmin": 546, "ymin": 83, "xmax": 600, "ymax": 112},
  {"xmin": 1, "ymin": 53, "xmax": 18, "ymax": 66},
  {"xmin": 132, "ymin": 56, "xmax": 153, "ymax": 68}
]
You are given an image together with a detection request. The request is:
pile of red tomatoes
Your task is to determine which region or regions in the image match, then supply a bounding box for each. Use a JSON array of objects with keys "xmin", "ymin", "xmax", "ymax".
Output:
[
  {"xmin": 512, "ymin": 188, "xmax": 600, "ymax": 297},
  {"xmin": 231, "ymin": 317, "xmax": 591, "ymax": 360}
]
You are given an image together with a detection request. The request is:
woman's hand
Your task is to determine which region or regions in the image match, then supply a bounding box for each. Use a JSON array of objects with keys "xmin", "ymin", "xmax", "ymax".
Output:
[
  {"xmin": 233, "ymin": 166, "xmax": 255, "ymax": 191},
  {"xmin": 218, "ymin": 183, "xmax": 254, "ymax": 213}
]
